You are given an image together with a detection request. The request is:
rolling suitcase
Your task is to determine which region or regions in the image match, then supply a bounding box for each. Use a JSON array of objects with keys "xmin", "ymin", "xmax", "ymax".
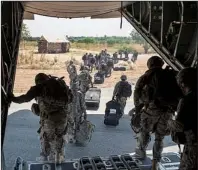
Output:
[
  {"xmin": 94, "ymin": 72, "xmax": 104, "ymax": 84},
  {"xmin": 85, "ymin": 87, "xmax": 101, "ymax": 108},
  {"xmin": 104, "ymin": 100, "xmax": 122, "ymax": 126}
]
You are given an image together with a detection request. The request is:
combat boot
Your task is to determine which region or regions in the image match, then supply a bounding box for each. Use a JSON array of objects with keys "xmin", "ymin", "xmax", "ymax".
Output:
[
  {"xmin": 135, "ymin": 148, "xmax": 146, "ymax": 159},
  {"xmin": 48, "ymin": 153, "xmax": 55, "ymax": 161},
  {"xmin": 37, "ymin": 152, "xmax": 48, "ymax": 162},
  {"xmin": 55, "ymin": 153, "xmax": 65, "ymax": 164},
  {"xmin": 151, "ymin": 159, "xmax": 158, "ymax": 170}
]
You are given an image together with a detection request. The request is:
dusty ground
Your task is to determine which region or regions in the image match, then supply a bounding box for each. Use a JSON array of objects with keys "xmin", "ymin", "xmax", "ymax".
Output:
[{"xmin": 14, "ymin": 48, "xmax": 154, "ymax": 93}]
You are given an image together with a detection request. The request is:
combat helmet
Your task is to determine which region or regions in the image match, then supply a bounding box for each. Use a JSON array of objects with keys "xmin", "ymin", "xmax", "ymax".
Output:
[
  {"xmin": 69, "ymin": 60, "xmax": 74, "ymax": 65},
  {"xmin": 177, "ymin": 67, "xmax": 197, "ymax": 89},
  {"xmin": 120, "ymin": 75, "xmax": 127, "ymax": 81},
  {"xmin": 147, "ymin": 56, "xmax": 164, "ymax": 69},
  {"xmin": 35, "ymin": 73, "xmax": 49, "ymax": 85}
]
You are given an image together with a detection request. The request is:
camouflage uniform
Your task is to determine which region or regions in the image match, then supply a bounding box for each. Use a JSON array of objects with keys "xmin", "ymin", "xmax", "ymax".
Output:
[
  {"xmin": 134, "ymin": 56, "xmax": 176, "ymax": 168},
  {"xmin": 113, "ymin": 78, "xmax": 129, "ymax": 115},
  {"xmin": 82, "ymin": 53, "xmax": 88, "ymax": 66},
  {"xmin": 135, "ymin": 102, "xmax": 173, "ymax": 160},
  {"xmin": 71, "ymin": 82, "xmax": 87, "ymax": 139},
  {"xmin": 67, "ymin": 61, "xmax": 77, "ymax": 86},
  {"xmin": 134, "ymin": 73, "xmax": 173, "ymax": 160},
  {"xmin": 78, "ymin": 69, "xmax": 93, "ymax": 95},
  {"xmin": 95, "ymin": 54, "xmax": 100, "ymax": 68},
  {"xmin": 37, "ymin": 96, "xmax": 68, "ymax": 162},
  {"xmin": 167, "ymin": 68, "xmax": 197, "ymax": 170},
  {"xmin": 11, "ymin": 73, "xmax": 72, "ymax": 163}
]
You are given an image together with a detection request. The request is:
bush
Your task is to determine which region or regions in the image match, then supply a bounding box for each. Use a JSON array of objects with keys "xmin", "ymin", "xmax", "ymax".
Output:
[{"xmin": 118, "ymin": 46, "xmax": 135, "ymax": 53}]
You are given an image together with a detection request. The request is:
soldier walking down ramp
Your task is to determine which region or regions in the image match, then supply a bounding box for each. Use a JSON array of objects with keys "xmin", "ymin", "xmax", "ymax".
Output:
[
  {"xmin": 70, "ymin": 81, "xmax": 87, "ymax": 143},
  {"xmin": 168, "ymin": 68, "xmax": 197, "ymax": 170},
  {"xmin": 133, "ymin": 56, "xmax": 182, "ymax": 170},
  {"xmin": 67, "ymin": 60, "xmax": 77, "ymax": 86},
  {"xmin": 78, "ymin": 66, "xmax": 93, "ymax": 95},
  {"xmin": 9, "ymin": 73, "xmax": 73, "ymax": 164},
  {"xmin": 113, "ymin": 75, "xmax": 132, "ymax": 116}
]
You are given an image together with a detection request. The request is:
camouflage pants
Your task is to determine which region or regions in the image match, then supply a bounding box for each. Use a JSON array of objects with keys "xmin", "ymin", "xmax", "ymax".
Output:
[
  {"xmin": 40, "ymin": 120, "xmax": 67, "ymax": 159},
  {"xmin": 136, "ymin": 106, "xmax": 173, "ymax": 161},
  {"xmin": 74, "ymin": 114, "xmax": 82, "ymax": 136},
  {"xmin": 179, "ymin": 144, "xmax": 197, "ymax": 170},
  {"xmin": 79, "ymin": 83, "xmax": 89, "ymax": 94},
  {"xmin": 69, "ymin": 74, "xmax": 77, "ymax": 86},
  {"xmin": 117, "ymin": 97, "xmax": 127, "ymax": 115}
]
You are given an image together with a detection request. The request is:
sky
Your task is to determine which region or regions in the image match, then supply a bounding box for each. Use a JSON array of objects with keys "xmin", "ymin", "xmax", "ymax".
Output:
[{"xmin": 24, "ymin": 14, "xmax": 133, "ymax": 39}]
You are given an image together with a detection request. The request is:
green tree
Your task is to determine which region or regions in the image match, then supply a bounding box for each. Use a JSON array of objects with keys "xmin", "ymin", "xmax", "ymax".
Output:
[
  {"xmin": 130, "ymin": 29, "xmax": 150, "ymax": 54},
  {"xmin": 21, "ymin": 23, "xmax": 31, "ymax": 40}
]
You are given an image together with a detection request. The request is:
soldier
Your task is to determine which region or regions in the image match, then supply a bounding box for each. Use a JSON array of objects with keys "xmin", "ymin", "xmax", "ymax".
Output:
[
  {"xmin": 106, "ymin": 56, "xmax": 114, "ymax": 76},
  {"xmin": 124, "ymin": 50, "xmax": 129, "ymax": 60},
  {"xmin": 89, "ymin": 55, "xmax": 96, "ymax": 73},
  {"xmin": 67, "ymin": 60, "xmax": 77, "ymax": 86},
  {"xmin": 133, "ymin": 56, "xmax": 181, "ymax": 170},
  {"xmin": 132, "ymin": 51, "xmax": 138, "ymax": 63},
  {"xmin": 99, "ymin": 61, "xmax": 108, "ymax": 77},
  {"xmin": 82, "ymin": 53, "xmax": 88, "ymax": 66},
  {"xmin": 78, "ymin": 66, "xmax": 93, "ymax": 95},
  {"xmin": 95, "ymin": 54, "xmax": 100, "ymax": 69},
  {"xmin": 113, "ymin": 52, "xmax": 118, "ymax": 64},
  {"xmin": 167, "ymin": 68, "xmax": 197, "ymax": 170},
  {"xmin": 113, "ymin": 75, "xmax": 132, "ymax": 116},
  {"xmin": 70, "ymin": 81, "xmax": 87, "ymax": 143},
  {"xmin": 9, "ymin": 73, "xmax": 73, "ymax": 163}
]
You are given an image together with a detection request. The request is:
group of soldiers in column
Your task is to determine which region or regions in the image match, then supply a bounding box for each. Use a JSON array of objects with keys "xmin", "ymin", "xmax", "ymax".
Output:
[{"xmin": 66, "ymin": 60, "xmax": 93, "ymax": 142}]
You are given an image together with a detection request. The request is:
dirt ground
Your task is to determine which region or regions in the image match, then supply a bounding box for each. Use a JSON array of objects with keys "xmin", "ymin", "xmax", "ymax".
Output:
[{"xmin": 13, "ymin": 50, "xmax": 154, "ymax": 94}]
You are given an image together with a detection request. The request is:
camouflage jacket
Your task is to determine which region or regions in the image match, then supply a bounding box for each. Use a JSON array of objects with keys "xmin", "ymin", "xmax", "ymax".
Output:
[
  {"xmin": 12, "ymin": 79, "xmax": 72, "ymax": 122},
  {"xmin": 78, "ymin": 70, "xmax": 92, "ymax": 84},
  {"xmin": 71, "ymin": 90, "xmax": 86, "ymax": 117},
  {"xmin": 168, "ymin": 91, "xmax": 197, "ymax": 144},
  {"xmin": 113, "ymin": 81, "xmax": 129, "ymax": 98},
  {"xmin": 67, "ymin": 64, "xmax": 77, "ymax": 76}
]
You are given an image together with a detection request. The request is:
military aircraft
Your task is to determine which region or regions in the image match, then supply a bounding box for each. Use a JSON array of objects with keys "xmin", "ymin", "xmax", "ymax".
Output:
[{"xmin": 1, "ymin": 1, "xmax": 197, "ymax": 170}]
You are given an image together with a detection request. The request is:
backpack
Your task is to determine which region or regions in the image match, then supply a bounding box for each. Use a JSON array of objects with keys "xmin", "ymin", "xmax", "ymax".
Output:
[
  {"xmin": 75, "ymin": 120, "xmax": 95, "ymax": 145},
  {"xmin": 117, "ymin": 81, "xmax": 132, "ymax": 98},
  {"xmin": 78, "ymin": 71, "xmax": 89, "ymax": 82},
  {"xmin": 141, "ymin": 68, "xmax": 182, "ymax": 109},
  {"xmin": 107, "ymin": 58, "xmax": 114, "ymax": 67},
  {"xmin": 90, "ymin": 57, "xmax": 95, "ymax": 64},
  {"xmin": 38, "ymin": 76, "xmax": 70, "ymax": 122}
]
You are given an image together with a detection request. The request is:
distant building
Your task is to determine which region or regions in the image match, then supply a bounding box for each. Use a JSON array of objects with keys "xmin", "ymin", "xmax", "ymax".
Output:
[{"xmin": 38, "ymin": 36, "xmax": 70, "ymax": 53}]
